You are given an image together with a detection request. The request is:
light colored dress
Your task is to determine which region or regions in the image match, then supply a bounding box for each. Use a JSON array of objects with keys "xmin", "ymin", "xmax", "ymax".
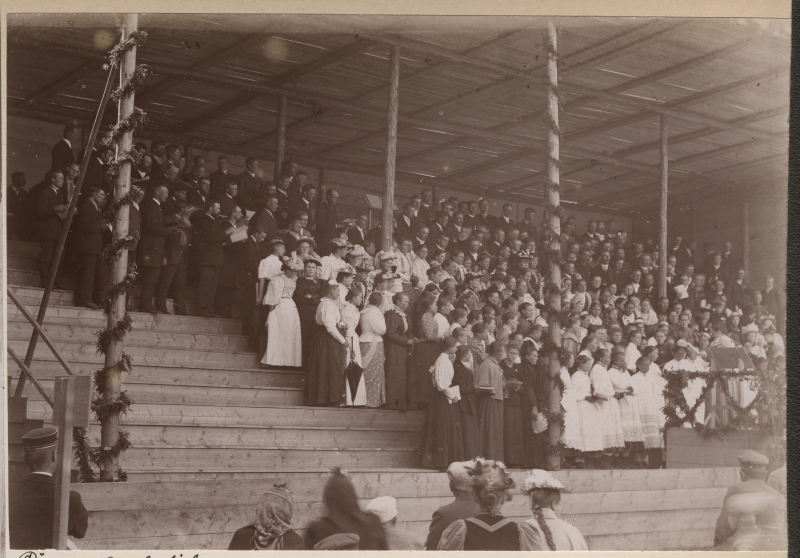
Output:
[
  {"xmin": 630, "ymin": 367, "xmax": 665, "ymax": 448},
  {"xmin": 359, "ymin": 305, "xmax": 387, "ymax": 408},
  {"xmin": 518, "ymin": 508, "xmax": 589, "ymax": 550},
  {"xmin": 559, "ymin": 367, "xmax": 582, "ymax": 451},
  {"xmin": 261, "ymin": 274, "xmax": 302, "ymax": 367},
  {"xmin": 318, "ymin": 254, "xmax": 347, "ymax": 281},
  {"xmin": 608, "ymin": 365, "xmax": 644, "ymax": 443},
  {"xmin": 434, "ymin": 313, "xmax": 450, "ymax": 339},
  {"xmin": 590, "ymin": 363, "xmax": 625, "ymax": 451},
  {"xmin": 570, "ymin": 370, "xmax": 604, "ymax": 453},
  {"xmin": 341, "ymin": 302, "xmax": 365, "ymax": 406},
  {"xmin": 625, "ymin": 342, "xmax": 642, "ymax": 372},
  {"xmin": 410, "ymin": 253, "xmax": 430, "ymax": 287}
]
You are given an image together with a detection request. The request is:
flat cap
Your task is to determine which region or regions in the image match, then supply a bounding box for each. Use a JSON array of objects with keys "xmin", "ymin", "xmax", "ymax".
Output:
[
  {"xmin": 22, "ymin": 427, "xmax": 58, "ymax": 451},
  {"xmin": 737, "ymin": 449, "xmax": 769, "ymax": 468}
]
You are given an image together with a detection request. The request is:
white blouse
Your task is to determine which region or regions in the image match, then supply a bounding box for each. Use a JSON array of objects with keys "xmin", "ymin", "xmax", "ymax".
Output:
[
  {"xmin": 258, "ymin": 255, "xmax": 283, "ymax": 280},
  {"xmin": 319, "ymin": 254, "xmax": 346, "ymax": 281},
  {"xmin": 431, "ymin": 353, "xmax": 460, "ymax": 403},
  {"xmin": 590, "ymin": 363, "xmax": 615, "ymax": 399},
  {"xmin": 359, "ymin": 305, "xmax": 387, "ymax": 343},
  {"xmin": 434, "ymin": 313, "xmax": 450, "ymax": 338},
  {"xmin": 410, "ymin": 254, "xmax": 430, "ymax": 287},
  {"xmin": 315, "ymin": 297, "xmax": 346, "ymax": 344},
  {"xmin": 262, "ymin": 273, "xmax": 296, "ymax": 306}
]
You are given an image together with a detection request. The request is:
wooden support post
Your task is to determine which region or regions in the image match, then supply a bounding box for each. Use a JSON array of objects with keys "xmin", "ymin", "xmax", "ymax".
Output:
[
  {"xmin": 544, "ymin": 21, "xmax": 562, "ymax": 471},
  {"xmin": 51, "ymin": 377, "xmax": 76, "ymax": 550},
  {"xmin": 100, "ymin": 13, "xmax": 138, "ymax": 482},
  {"xmin": 658, "ymin": 113, "xmax": 668, "ymax": 299},
  {"xmin": 275, "ymin": 95, "xmax": 287, "ymax": 180},
  {"xmin": 743, "ymin": 190, "xmax": 750, "ymax": 278},
  {"xmin": 381, "ymin": 45, "xmax": 400, "ymax": 252}
]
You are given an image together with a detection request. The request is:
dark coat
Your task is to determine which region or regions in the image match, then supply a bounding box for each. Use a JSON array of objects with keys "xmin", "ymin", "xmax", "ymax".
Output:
[
  {"xmin": 138, "ymin": 197, "xmax": 173, "ymax": 267},
  {"xmin": 128, "ymin": 202, "xmax": 141, "ymax": 252},
  {"xmin": 315, "ymin": 201, "xmax": 339, "ymax": 246},
  {"xmin": 236, "ymin": 170, "xmax": 263, "ymax": 211},
  {"xmin": 275, "ymin": 188, "xmax": 291, "ymax": 229},
  {"xmin": 194, "ymin": 213, "xmax": 230, "ymax": 267},
  {"xmin": 384, "ymin": 308, "xmax": 411, "ymax": 410},
  {"xmin": 208, "ymin": 169, "xmax": 231, "ymax": 200},
  {"xmin": 84, "ymin": 155, "xmax": 107, "ymax": 191},
  {"xmin": 250, "ymin": 209, "xmax": 279, "ymax": 241},
  {"xmin": 346, "ymin": 225, "xmax": 367, "ymax": 247},
  {"xmin": 8, "ymin": 186, "xmax": 33, "ymax": 239},
  {"xmin": 289, "ymin": 196, "xmax": 315, "ymax": 231},
  {"xmin": 51, "ymin": 139, "xmax": 75, "ymax": 173},
  {"xmin": 9, "ymin": 473, "xmax": 89, "ymax": 550},
  {"xmin": 424, "ymin": 494, "xmax": 481, "ymax": 550},
  {"xmin": 416, "ymin": 203, "xmax": 434, "ymax": 227},
  {"xmin": 395, "ymin": 215, "xmax": 417, "ymax": 241},
  {"xmin": 76, "ymin": 197, "xmax": 105, "ymax": 254},
  {"xmin": 495, "ymin": 215, "xmax": 515, "ymax": 232},
  {"xmin": 217, "ymin": 193, "xmax": 242, "ymax": 218},
  {"xmin": 36, "ymin": 186, "xmax": 64, "ymax": 241},
  {"xmin": 243, "ymin": 236, "xmax": 266, "ymax": 278}
]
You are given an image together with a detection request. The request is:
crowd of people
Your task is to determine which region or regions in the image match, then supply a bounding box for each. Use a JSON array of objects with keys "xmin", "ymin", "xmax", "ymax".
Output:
[{"xmin": 7, "ymin": 126, "xmax": 786, "ymax": 473}]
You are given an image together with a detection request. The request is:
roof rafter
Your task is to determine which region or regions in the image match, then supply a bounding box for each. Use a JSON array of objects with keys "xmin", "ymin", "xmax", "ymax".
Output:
[{"xmin": 25, "ymin": 60, "xmax": 100, "ymax": 104}]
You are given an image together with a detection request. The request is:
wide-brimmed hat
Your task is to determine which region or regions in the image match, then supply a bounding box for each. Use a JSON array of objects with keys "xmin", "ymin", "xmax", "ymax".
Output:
[
  {"xmin": 284, "ymin": 254, "xmax": 304, "ymax": 271},
  {"xmin": 338, "ymin": 264, "xmax": 356, "ymax": 276},
  {"xmin": 296, "ymin": 236, "xmax": 316, "ymax": 248},
  {"xmin": 331, "ymin": 234, "xmax": 352, "ymax": 248}
]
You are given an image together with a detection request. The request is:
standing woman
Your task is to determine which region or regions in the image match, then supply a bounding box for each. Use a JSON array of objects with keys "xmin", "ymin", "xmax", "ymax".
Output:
[
  {"xmin": 557, "ymin": 350, "xmax": 583, "ymax": 468},
  {"xmin": 630, "ymin": 352, "xmax": 665, "ymax": 466},
  {"xmin": 500, "ymin": 345, "xmax": 525, "ymax": 468},
  {"xmin": 410, "ymin": 244, "xmax": 430, "ymax": 288},
  {"xmin": 411, "ymin": 294, "xmax": 443, "ymax": 410},
  {"xmin": 452, "ymin": 344, "xmax": 481, "ymax": 459},
  {"xmin": 570, "ymin": 352, "xmax": 605, "ymax": 468},
  {"xmin": 293, "ymin": 258, "xmax": 322, "ymax": 368},
  {"xmin": 438, "ymin": 459, "xmax": 523, "ymax": 550},
  {"xmin": 518, "ymin": 470, "xmax": 588, "ymax": 550},
  {"xmin": 261, "ymin": 254, "xmax": 303, "ymax": 368},
  {"xmin": 520, "ymin": 342, "xmax": 546, "ymax": 469},
  {"xmin": 384, "ymin": 292, "xmax": 415, "ymax": 411},
  {"xmin": 608, "ymin": 347, "xmax": 644, "ymax": 468},
  {"xmin": 341, "ymin": 288, "xmax": 366, "ymax": 407},
  {"xmin": 590, "ymin": 347, "xmax": 625, "ymax": 468},
  {"xmin": 421, "ymin": 336, "xmax": 464, "ymax": 469},
  {"xmin": 360, "ymin": 292, "xmax": 388, "ymax": 408},
  {"xmin": 476, "ymin": 342, "xmax": 506, "ymax": 461},
  {"xmin": 307, "ymin": 282, "xmax": 348, "ymax": 406}
]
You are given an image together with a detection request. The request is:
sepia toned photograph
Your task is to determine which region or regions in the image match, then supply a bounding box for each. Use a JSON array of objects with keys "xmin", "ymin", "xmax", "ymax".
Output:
[{"xmin": 3, "ymin": 6, "xmax": 790, "ymax": 553}]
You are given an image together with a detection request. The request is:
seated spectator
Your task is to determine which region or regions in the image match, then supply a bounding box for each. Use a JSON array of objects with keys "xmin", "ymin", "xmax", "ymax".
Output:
[{"xmin": 228, "ymin": 484, "xmax": 304, "ymax": 550}]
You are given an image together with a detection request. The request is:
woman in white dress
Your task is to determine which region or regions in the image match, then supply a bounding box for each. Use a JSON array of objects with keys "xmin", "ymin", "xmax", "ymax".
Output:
[
  {"xmin": 571, "ymin": 352, "xmax": 604, "ymax": 467},
  {"xmin": 261, "ymin": 255, "xmax": 303, "ymax": 368},
  {"xmin": 359, "ymin": 292, "xmax": 388, "ymax": 408},
  {"xmin": 630, "ymin": 351, "xmax": 665, "ymax": 467},
  {"xmin": 410, "ymin": 244, "xmax": 430, "ymax": 287},
  {"xmin": 558, "ymin": 351, "xmax": 582, "ymax": 467},
  {"xmin": 341, "ymin": 288, "xmax": 365, "ymax": 407},
  {"xmin": 590, "ymin": 347, "xmax": 625, "ymax": 467},
  {"xmin": 608, "ymin": 347, "xmax": 644, "ymax": 467}
]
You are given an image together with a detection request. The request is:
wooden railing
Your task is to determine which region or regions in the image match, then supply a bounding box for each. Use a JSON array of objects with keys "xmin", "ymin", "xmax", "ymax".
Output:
[{"xmin": 13, "ymin": 65, "xmax": 115, "ymax": 399}]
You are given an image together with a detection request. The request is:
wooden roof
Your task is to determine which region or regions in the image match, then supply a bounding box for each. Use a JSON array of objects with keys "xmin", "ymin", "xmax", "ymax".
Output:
[{"xmin": 7, "ymin": 14, "xmax": 790, "ymax": 214}]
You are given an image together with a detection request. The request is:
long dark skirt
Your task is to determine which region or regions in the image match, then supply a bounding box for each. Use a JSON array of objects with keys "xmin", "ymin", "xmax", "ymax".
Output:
[
  {"xmin": 521, "ymin": 402, "xmax": 546, "ymax": 469},
  {"xmin": 478, "ymin": 395, "xmax": 504, "ymax": 461},
  {"xmin": 421, "ymin": 390, "xmax": 464, "ymax": 468},
  {"xmin": 297, "ymin": 304, "xmax": 318, "ymax": 368},
  {"xmin": 409, "ymin": 341, "xmax": 439, "ymax": 410},
  {"xmin": 503, "ymin": 403, "xmax": 525, "ymax": 467},
  {"xmin": 460, "ymin": 408, "xmax": 482, "ymax": 460},
  {"xmin": 384, "ymin": 340, "xmax": 409, "ymax": 410},
  {"xmin": 307, "ymin": 324, "xmax": 346, "ymax": 406}
]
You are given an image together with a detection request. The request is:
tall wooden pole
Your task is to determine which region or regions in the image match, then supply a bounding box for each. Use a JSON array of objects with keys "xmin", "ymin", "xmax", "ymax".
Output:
[
  {"xmin": 275, "ymin": 95, "xmax": 287, "ymax": 180},
  {"xmin": 381, "ymin": 45, "xmax": 400, "ymax": 252},
  {"xmin": 545, "ymin": 21, "xmax": 562, "ymax": 471},
  {"xmin": 743, "ymin": 190, "xmax": 750, "ymax": 278},
  {"xmin": 658, "ymin": 113, "xmax": 668, "ymax": 298},
  {"xmin": 100, "ymin": 13, "xmax": 138, "ymax": 482}
]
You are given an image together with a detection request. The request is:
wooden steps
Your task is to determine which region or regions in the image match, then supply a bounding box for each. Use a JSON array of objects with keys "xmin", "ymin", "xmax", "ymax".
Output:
[{"xmin": 69, "ymin": 468, "xmax": 739, "ymax": 550}]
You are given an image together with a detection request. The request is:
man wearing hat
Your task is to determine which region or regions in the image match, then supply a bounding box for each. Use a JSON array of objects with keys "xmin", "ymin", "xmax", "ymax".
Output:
[
  {"xmin": 424, "ymin": 460, "xmax": 481, "ymax": 550},
  {"xmin": 714, "ymin": 450, "xmax": 786, "ymax": 547},
  {"xmin": 9, "ymin": 427, "xmax": 89, "ymax": 549},
  {"xmin": 367, "ymin": 496, "xmax": 422, "ymax": 550}
]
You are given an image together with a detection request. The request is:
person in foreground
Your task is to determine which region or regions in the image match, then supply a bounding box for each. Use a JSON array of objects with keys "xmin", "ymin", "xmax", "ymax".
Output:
[
  {"xmin": 304, "ymin": 468, "xmax": 388, "ymax": 550},
  {"xmin": 366, "ymin": 496, "xmax": 422, "ymax": 549},
  {"xmin": 424, "ymin": 460, "xmax": 482, "ymax": 549},
  {"xmin": 9, "ymin": 427, "xmax": 89, "ymax": 549},
  {"xmin": 518, "ymin": 469, "xmax": 588, "ymax": 550},
  {"xmin": 437, "ymin": 459, "xmax": 523, "ymax": 550},
  {"xmin": 228, "ymin": 484, "xmax": 304, "ymax": 550}
]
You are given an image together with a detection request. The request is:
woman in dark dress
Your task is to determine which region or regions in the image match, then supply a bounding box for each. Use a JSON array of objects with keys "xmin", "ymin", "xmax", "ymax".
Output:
[
  {"xmin": 228, "ymin": 484, "xmax": 304, "ymax": 550},
  {"xmin": 384, "ymin": 292, "xmax": 414, "ymax": 411},
  {"xmin": 307, "ymin": 282, "xmax": 348, "ymax": 406},
  {"xmin": 293, "ymin": 259, "xmax": 322, "ymax": 368},
  {"xmin": 438, "ymin": 459, "xmax": 525, "ymax": 550},
  {"xmin": 521, "ymin": 341, "xmax": 548, "ymax": 469},
  {"xmin": 500, "ymin": 345, "xmax": 525, "ymax": 468},
  {"xmin": 421, "ymin": 336, "xmax": 464, "ymax": 469},
  {"xmin": 410, "ymin": 293, "xmax": 442, "ymax": 410},
  {"xmin": 452, "ymin": 344, "xmax": 481, "ymax": 459},
  {"xmin": 304, "ymin": 468, "xmax": 387, "ymax": 550}
]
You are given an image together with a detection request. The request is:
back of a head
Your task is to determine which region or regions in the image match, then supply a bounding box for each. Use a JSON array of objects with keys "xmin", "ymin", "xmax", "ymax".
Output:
[
  {"xmin": 323, "ymin": 468, "xmax": 360, "ymax": 515},
  {"xmin": 469, "ymin": 459, "xmax": 515, "ymax": 515}
]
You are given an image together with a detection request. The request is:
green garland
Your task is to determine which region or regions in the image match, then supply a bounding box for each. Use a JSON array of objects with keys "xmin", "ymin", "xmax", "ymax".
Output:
[
  {"xmin": 105, "ymin": 150, "xmax": 142, "ymax": 185},
  {"xmin": 110, "ymin": 65, "xmax": 150, "ymax": 104},
  {"xmin": 95, "ymin": 314, "xmax": 133, "ymax": 355},
  {"xmin": 72, "ymin": 427, "xmax": 97, "ymax": 483},
  {"xmin": 101, "ymin": 108, "xmax": 148, "ymax": 147},
  {"xmin": 101, "ymin": 235, "xmax": 139, "ymax": 265},
  {"xmin": 99, "ymin": 266, "xmax": 138, "ymax": 311},
  {"xmin": 103, "ymin": 190, "xmax": 137, "ymax": 221},
  {"xmin": 108, "ymin": 29, "xmax": 148, "ymax": 69}
]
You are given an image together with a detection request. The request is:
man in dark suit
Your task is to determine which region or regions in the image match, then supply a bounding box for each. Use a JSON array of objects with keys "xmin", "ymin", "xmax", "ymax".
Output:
[
  {"xmin": 242, "ymin": 226, "xmax": 268, "ymax": 341},
  {"xmin": 250, "ymin": 196, "xmax": 280, "ymax": 243},
  {"xmin": 194, "ymin": 200, "xmax": 235, "ymax": 317},
  {"xmin": 155, "ymin": 218, "xmax": 190, "ymax": 315},
  {"xmin": 347, "ymin": 213, "xmax": 369, "ymax": 246},
  {"xmin": 395, "ymin": 202, "xmax": 417, "ymax": 242},
  {"xmin": 138, "ymin": 185, "xmax": 173, "ymax": 314},
  {"xmin": 590, "ymin": 250, "xmax": 612, "ymax": 287},
  {"xmin": 423, "ymin": 461, "xmax": 481, "ymax": 550},
  {"xmin": 187, "ymin": 177, "xmax": 211, "ymax": 210},
  {"xmin": 217, "ymin": 179, "xmax": 243, "ymax": 217},
  {"xmin": 669, "ymin": 234, "xmax": 693, "ymax": 273},
  {"xmin": 427, "ymin": 212, "xmax": 449, "ymax": 251},
  {"xmin": 153, "ymin": 144, "xmax": 182, "ymax": 181},
  {"xmin": 416, "ymin": 189, "xmax": 434, "ymax": 226},
  {"xmin": 125, "ymin": 186, "xmax": 144, "ymax": 311},
  {"xmin": 74, "ymin": 187, "xmax": 108, "ymax": 309},
  {"xmin": 316, "ymin": 189, "xmax": 340, "ymax": 256},
  {"xmin": 9, "ymin": 427, "xmax": 89, "ymax": 549},
  {"xmin": 237, "ymin": 157, "xmax": 263, "ymax": 212},
  {"xmin": 216, "ymin": 205, "xmax": 246, "ymax": 318},
  {"xmin": 36, "ymin": 170, "xmax": 68, "ymax": 289},
  {"xmin": 290, "ymin": 184, "xmax": 316, "ymax": 232},
  {"xmin": 474, "ymin": 198, "xmax": 495, "ymax": 230},
  {"xmin": 83, "ymin": 145, "xmax": 112, "ymax": 195},
  {"xmin": 208, "ymin": 155, "xmax": 231, "ymax": 200},
  {"xmin": 274, "ymin": 173, "xmax": 292, "ymax": 230},
  {"xmin": 8, "ymin": 171, "xmax": 33, "ymax": 240},
  {"xmin": 517, "ymin": 207, "xmax": 538, "ymax": 243},
  {"xmin": 495, "ymin": 203, "xmax": 515, "ymax": 232},
  {"xmin": 51, "ymin": 124, "xmax": 80, "ymax": 173}
]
